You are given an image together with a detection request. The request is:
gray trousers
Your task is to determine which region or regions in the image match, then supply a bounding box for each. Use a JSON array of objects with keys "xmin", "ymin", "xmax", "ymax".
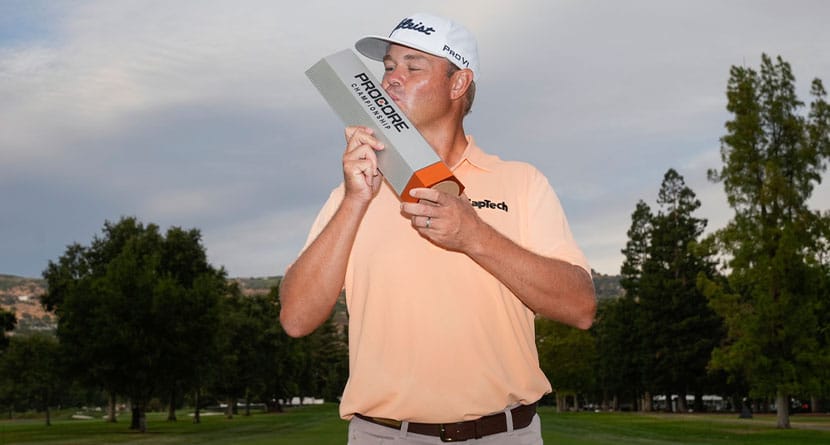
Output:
[{"xmin": 348, "ymin": 413, "xmax": 543, "ymax": 445}]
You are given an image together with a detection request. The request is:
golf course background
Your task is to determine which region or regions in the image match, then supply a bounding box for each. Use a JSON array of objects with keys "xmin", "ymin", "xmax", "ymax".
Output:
[{"xmin": 2, "ymin": 404, "xmax": 829, "ymax": 445}]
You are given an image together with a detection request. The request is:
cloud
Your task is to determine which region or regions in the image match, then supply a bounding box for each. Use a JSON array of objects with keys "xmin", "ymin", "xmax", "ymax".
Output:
[
  {"xmin": 2, "ymin": 0, "xmax": 829, "ymax": 278},
  {"xmin": 203, "ymin": 203, "xmax": 323, "ymax": 277}
]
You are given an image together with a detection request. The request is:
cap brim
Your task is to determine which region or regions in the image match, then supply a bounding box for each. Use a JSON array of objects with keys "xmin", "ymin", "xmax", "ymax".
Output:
[
  {"xmin": 355, "ymin": 35, "xmax": 444, "ymax": 62},
  {"xmin": 355, "ymin": 35, "xmax": 392, "ymax": 61}
]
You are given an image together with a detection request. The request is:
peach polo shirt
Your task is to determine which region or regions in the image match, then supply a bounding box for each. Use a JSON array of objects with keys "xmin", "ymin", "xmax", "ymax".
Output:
[{"xmin": 300, "ymin": 136, "xmax": 590, "ymax": 423}]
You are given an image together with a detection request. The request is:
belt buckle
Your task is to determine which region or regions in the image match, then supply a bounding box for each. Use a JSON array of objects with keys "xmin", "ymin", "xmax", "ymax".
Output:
[{"xmin": 439, "ymin": 422, "xmax": 470, "ymax": 442}]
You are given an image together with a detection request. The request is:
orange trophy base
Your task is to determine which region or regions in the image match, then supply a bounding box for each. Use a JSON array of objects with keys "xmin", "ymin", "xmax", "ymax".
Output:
[{"xmin": 401, "ymin": 162, "xmax": 464, "ymax": 203}]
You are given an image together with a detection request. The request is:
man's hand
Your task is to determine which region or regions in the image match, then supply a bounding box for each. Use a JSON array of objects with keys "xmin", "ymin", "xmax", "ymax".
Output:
[
  {"xmin": 343, "ymin": 126, "xmax": 384, "ymax": 203},
  {"xmin": 400, "ymin": 188, "xmax": 482, "ymax": 253},
  {"xmin": 401, "ymin": 187, "xmax": 596, "ymax": 329}
]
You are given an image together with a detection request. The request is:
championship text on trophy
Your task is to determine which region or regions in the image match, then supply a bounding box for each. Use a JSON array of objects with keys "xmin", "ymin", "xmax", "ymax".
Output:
[{"xmin": 305, "ymin": 49, "xmax": 464, "ymax": 203}]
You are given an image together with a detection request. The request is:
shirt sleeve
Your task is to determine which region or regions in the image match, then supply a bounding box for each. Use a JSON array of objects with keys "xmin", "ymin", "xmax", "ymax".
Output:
[
  {"xmin": 525, "ymin": 167, "xmax": 591, "ymax": 276},
  {"xmin": 299, "ymin": 185, "xmax": 345, "ymax": 253}
]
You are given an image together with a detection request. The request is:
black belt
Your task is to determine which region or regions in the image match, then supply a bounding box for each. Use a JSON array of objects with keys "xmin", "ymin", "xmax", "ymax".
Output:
[{"xmin": 354, "ymin": 402, "xmax": 536, "ymax": 442}]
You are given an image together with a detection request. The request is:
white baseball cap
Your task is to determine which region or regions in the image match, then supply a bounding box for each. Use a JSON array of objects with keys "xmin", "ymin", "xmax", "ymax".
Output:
[{"xmin": 355, "ymin": 12, "xmax": 480, "ymax": 81}]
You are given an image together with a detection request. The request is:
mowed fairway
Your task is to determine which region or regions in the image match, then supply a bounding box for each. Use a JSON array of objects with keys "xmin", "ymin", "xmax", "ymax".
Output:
[
  {"xmin": 542, "ymin": 410, "xmax": 830, "ymax": 445},
  {"xmin": 1, "ymin": 405, "xmax": 829, "ymax": 445}
]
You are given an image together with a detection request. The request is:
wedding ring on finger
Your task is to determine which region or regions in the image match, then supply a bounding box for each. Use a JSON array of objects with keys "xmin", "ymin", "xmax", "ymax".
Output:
[{"xmin": 425, "ymin": 217, "xmax": 431, "ymax": 229}]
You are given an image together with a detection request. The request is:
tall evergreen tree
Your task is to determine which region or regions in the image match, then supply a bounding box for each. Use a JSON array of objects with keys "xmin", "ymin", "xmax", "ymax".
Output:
[
  {"xmin": 705, "ymin": 54, "xmax": 830, "ymax": 428},
  {"xmin": 614, "ymin": 170, "xmax": 722, "ymax": 412},
  {"xmin": 639, "ymin": 169, "xmax": 721, "ymax": 412},
  {"xmin": 592, "ymin": 298, "xmax": 630, "ymax": 410},
  {"xmin": 601, "ymin": 201, "xmax": 653, "ymax": 410},
  {"xmin": 619, "ymin": 200, "xmax": 653, "ymax": 300}
]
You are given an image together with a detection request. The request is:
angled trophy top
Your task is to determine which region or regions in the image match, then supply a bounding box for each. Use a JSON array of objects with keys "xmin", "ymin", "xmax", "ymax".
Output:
[{"xmin": 305, "ymin": 49, "xmax": 464, "ymax": 202}]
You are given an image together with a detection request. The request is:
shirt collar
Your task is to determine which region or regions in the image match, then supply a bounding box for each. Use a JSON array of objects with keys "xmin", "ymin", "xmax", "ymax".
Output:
[{"xmin": 449, "ymin": 135, "xmax": 497, "ymax": 172}]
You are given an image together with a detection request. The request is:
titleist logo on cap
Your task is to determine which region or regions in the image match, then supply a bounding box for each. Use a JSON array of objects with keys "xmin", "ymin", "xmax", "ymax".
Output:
[{"xmin": 393, "ymin": 18, "xmax": 436, "ymax": 36}]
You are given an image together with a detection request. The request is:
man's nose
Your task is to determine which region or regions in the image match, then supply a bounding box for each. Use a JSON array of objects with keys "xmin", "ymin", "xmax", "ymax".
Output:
[{"xmin": 382, "ymin": 68, "xmax": 403, "ymax": 89}]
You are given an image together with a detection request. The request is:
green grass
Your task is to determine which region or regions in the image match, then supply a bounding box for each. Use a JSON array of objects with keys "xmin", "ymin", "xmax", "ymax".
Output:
[
  {"xmin": 1, "ymin": 405, "xmax": 828, "ymax": 444},
  {"xmin": 0, "ymin": 405, "xmax": 346, "ymax": 445},
  {"xmin": 542, "ymin": 411, "xmax": 830, "ymax": 444}
]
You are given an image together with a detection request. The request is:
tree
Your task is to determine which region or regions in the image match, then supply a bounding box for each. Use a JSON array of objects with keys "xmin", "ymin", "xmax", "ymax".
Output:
[
  {"xmin": 611, "ymin": 200, "xmax": 653, "ymax": 411},
  {"xmin": 154, "ymin": 227, "xmax": 226, "ymax": 422},
  {"xmin": 174, "ymin": 271, "xmax": 226, "ymax": 424},
  {"xmin": 302, "ymin": 310, "xmax": 349, "ymax": 403},
  {"xmin": 0, "ymin": 308, "xmax": 16, "ymax": 350},
  {"xmin": 614, "ymin": 171, "xmax": 722, "ymax": 412},
  {"xmin": 813, "ymin": 216, "xmax": 830, "ymax": 412},
  {"xmin": 536, "ymin": 318, "xmax": 596, "ymax": 411},
  {"xmin": 593, "ymin": 296, "xmax": 644, "ymax": 411},
  {"xmin": 619, "ymin": 200, "xmax": 653, "ymax": 301},
  {"xmin": 638, "ymin": 169, "xmax": 721, "ymax": 412},
  {"xmin": 260, "ymin": 285, "xmax": 339, "ymax": 410},
  {"xmin": 42, "ymin": 217, "xmax": 227, "ymax": 432},
  {"xmin": 209, "ymin": 283, "xmax": 248, "ymax": 419},
  {"xmin": 256, "ymin": 287, "xmax": 348, "ymax": 409},
  {"xmin": 42, "ymin": 223, "xmax": 146, "ymax": 425},
  {"xmin": 705, "ymin": 54, "xmax": 830, "ymax": 428},
  {"xmin": 0, "ymin": 334, "xmax": 61, "ymax": 425}
]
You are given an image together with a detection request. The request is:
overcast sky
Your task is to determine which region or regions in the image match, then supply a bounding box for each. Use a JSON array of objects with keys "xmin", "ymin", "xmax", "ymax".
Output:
[{"xmin": 2, "ymin": 0, "xmax": 829, "ymax": 279}]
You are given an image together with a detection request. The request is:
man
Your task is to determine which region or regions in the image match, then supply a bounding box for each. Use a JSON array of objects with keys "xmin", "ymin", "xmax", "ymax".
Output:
[{"xmin": 280, "ymin": 12, "xmax": 596, "ymax": 444}]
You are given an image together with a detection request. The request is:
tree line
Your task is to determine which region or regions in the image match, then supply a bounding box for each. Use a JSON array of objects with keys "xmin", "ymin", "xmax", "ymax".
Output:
[
  {"xmin": 0, "ymin": 218, "xmax": 347, "ymax": 430},
  {"xmin": 0, "ymin": 53, "xmax": 827, "ymax": 431},
  {"xmin": 538, "ymin": 54, "xmax": 830, "ymax": 429}
]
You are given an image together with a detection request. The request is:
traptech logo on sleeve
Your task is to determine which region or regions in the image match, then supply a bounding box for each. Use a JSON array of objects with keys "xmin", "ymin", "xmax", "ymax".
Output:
[{"xmin": 469, "ymin": 198, "xmax": 509, "ymax": 213}]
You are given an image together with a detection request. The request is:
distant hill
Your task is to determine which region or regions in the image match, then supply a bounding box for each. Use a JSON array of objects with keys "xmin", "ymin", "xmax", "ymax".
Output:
[
  {"xmin": 0, "ymin": 274, "xmax": 52, "ymax": 333},
  {"xmin": 1, "ymin": 272, "xmax": 622, "ymax": 333},
  {"xmin": 231, "ymin": 276, "xmax": 282, "ymax": 295},
  {"xmin": 592, "ymin": 270, "xmax": 623, "ymax": 300},
  {"xmin": 0, "ymin": 275, "xmax": 288, "ymax": 333}
]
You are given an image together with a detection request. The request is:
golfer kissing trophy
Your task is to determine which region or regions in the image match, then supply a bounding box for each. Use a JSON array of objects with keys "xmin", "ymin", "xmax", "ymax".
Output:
[{"xmin": 305, "ymin": 49, "xmax": 464, "ymax": 203}]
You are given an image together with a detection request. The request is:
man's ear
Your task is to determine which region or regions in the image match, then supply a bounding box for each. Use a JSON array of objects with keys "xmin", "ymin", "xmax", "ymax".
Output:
[{"xmin": 449, "ymin": 68, "xmax": 474, "ymax": 101}]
